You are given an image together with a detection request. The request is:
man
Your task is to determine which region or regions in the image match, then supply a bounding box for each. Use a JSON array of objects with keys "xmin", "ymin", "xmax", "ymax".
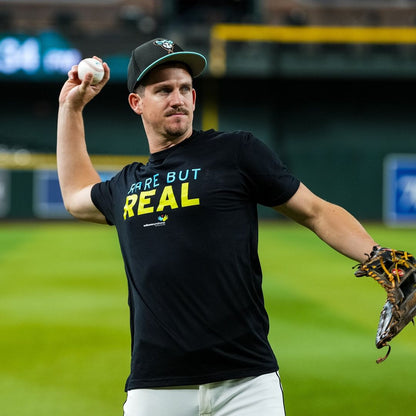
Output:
[{"xmin": 57, "ymin": 38, "xmax": 378, "ymax": 416}]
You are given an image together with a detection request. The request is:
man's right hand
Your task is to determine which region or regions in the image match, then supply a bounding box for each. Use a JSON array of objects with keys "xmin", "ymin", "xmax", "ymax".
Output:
[{"xmin": 58, "ymin": 56, "xmax": 110, "ymax": 111}]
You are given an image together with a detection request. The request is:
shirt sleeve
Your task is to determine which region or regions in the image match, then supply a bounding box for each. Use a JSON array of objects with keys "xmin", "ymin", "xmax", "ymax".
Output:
[
  {"xmin": 237, "ymin": 132, "xmax": 300, "ymax": 207},
  {"xmin": 91, "ymin": 162, "xmax": 144, "ymax": 225},
  {"xmin": 91, "ymin": 179, "xmax": 116, "ymax": 225}
]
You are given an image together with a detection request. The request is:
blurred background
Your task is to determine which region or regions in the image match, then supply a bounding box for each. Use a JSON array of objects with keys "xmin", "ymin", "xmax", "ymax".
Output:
[
  {"xmin": 2, "ymin": 3, "xmax": 416, "ymax": 415},
  {"xmin": 1, "ymin": 0, "xmax": 416, "ymax": 222}
]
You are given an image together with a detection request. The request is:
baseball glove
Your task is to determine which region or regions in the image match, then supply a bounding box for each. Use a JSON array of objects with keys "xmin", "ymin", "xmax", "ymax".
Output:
[{"xmin": 354, "ymin": 246, "xmax": 416, "ymax": 363}]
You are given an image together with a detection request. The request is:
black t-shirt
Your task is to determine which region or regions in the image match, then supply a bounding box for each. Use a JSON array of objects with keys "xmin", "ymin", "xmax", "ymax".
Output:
[{"xmin": 91, "ymin": 129, "xmax": 300, "ymax": 390}]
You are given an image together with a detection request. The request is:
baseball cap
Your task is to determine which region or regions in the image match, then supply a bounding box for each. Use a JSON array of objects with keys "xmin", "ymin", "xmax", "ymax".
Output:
[{"xmin": 127, "ymin": 38, "xmax": 207, "ymax": 92}]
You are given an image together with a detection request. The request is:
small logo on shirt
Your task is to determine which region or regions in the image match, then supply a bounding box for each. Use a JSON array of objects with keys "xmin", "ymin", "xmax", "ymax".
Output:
[{"xmin": 143, "ymin": 214, "xmax": 168, "ymax": 228}]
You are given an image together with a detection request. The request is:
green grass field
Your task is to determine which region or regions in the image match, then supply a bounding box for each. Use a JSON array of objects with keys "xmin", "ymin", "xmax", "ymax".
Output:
[{"xmin": 1, "ymin": 220, "xmax": 415, "ymax": 415}]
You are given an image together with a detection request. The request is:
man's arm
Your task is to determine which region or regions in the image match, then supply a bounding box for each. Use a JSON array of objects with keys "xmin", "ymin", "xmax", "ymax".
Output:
[
  {"xmin": 274, "ymin": 182, "xmax": 378, "ymax": 263},
  {"xmin": 57, "ymin": 57, "xmax": 110, "ymax": 223}
]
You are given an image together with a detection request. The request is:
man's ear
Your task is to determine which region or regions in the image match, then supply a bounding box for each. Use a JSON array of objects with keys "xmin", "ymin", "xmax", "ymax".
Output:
[
  {"xmin": 128, "ymin": 93, "xmax": 142, "ymax": 115},
  {"xmin": 192, "ymin": 88, "xmax": 196, "ymax": 111}
]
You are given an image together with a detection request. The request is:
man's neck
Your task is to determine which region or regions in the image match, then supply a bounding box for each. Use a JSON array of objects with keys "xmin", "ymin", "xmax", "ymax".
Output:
[{"xmin": 147, "ymin": 130, "xmax": 193, "ymax": 154}]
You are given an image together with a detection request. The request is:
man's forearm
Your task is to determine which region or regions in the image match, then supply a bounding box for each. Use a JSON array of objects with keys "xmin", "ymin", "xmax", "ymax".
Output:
[
  {"xmin": 276, "ymin": 183, "xmax": 377, "ymax": 264},
  {"xmin": 307, "ymin": 202, "xmax": 377, "ymax": 263},
  {"xmin": 56, "ymin": 104, "xmax": 101, "ymax": 209}
]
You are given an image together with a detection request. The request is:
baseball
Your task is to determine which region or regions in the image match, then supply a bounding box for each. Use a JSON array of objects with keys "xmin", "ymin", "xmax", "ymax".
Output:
[{"xmin": 77, "ymin": 58, "xmax": 104, "ymax": 84}]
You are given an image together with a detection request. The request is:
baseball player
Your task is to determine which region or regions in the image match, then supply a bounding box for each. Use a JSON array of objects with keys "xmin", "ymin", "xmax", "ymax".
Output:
[{"xmin": 57, "ymin": 38, "xmax": 378, "ymax": 415}]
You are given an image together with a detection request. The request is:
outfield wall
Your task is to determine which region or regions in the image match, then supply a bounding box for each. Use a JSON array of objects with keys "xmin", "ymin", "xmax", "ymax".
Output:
[{"xmin": 1, "ymin": 77, "xmax": 416, "ymax": 220}]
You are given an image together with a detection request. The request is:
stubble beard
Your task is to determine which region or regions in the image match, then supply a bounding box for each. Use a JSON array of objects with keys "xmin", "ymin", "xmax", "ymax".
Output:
[
  {"xmin": 163, "ymin": 112, "xmax": 192, "ymax": 140},
  {"xmin": 164, "ymin": 125, "xmax": 188, "ymax": 139}
]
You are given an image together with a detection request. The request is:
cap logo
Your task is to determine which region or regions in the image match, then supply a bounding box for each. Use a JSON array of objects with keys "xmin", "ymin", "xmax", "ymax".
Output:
[{"xmin": 154, "ymin": 39, "xmax": 175, "ymax": 53}]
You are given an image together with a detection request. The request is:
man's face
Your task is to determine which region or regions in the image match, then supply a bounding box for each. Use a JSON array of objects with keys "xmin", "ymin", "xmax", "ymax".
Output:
[{"xmin": 137, "ymin": 65, "xmax": 196, "ymax": 141}]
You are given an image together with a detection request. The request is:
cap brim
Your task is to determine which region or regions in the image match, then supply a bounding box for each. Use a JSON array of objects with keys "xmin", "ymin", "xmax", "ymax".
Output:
[{"xmin": 135, "ymin": 51, "xmax": 207, "ymax": 85}]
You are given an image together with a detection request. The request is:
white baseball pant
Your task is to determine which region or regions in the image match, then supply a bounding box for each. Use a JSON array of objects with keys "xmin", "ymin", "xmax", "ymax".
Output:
[{"xmin": 123, "ymin": 371, "xmax": 286, "ymax": 416}]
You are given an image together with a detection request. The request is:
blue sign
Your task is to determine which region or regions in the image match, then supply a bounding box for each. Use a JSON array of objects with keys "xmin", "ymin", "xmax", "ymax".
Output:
[
  {"xmin": 384, "ymin": 154, "xmax": 416, "ymax": 226},
  {"xmin": 0, "ymin": 31, "xmax": 129, "ymax": 82},
  {"xmin": 0, "ymin": 169, "xmax": 10, "ymax": 217},
  {"xmin": 33, "ymin": 169, "xmax": 117, "ymax": 219},
  {"xmin": 0, "ymin": 32, "xmax": 81, "ymax": 81}
]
